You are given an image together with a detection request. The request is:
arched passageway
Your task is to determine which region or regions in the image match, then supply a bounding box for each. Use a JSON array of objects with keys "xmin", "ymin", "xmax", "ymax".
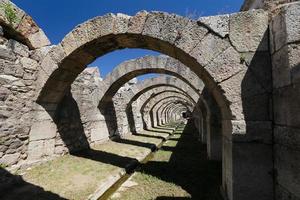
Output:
[{"xmin": 28, "ymin": 9, "xmax": 272, "ymax": 200}]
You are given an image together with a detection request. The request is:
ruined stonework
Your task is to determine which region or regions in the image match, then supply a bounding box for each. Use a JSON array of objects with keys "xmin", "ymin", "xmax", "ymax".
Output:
[
  {"xmin": 270, "ymin": 2, "xmax": 300, "ymax": 199},
  {"xmin": 0, "ymin": 0, "xmax": 51, "ymax": 168},
  {"xmin": 0, "ymin": 0, "xmax": 300, "ymax": 200}
]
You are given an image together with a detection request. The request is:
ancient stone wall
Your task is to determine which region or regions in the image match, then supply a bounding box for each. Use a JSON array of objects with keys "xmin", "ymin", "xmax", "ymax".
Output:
[
  {"xmin": 0, "ymin": 0, "xmax": 51, "ymax": 168},
  {"xmin": 112, "ymin": 78, "xmax": 137, "ymax": 137},
  {"xmin": 270, "ymin": 2, "xmax": 300, "ymax": 199},
  {"xmin": 240, "ymin": 0, "xmax": 298, "ymax": 12},
  {"xmin": 1, "ymin": 1, "xmax": 300, "ymax": 200}
]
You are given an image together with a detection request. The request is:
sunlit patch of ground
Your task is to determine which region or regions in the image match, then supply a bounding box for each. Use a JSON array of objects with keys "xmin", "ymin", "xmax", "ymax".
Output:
[
  {"xmin": 109, "ymin": 122, "xmax": 222, "ymax": 200},
  {"xmin": 8, "ymin": 127, "xmax": 173, "ymax": 200}
]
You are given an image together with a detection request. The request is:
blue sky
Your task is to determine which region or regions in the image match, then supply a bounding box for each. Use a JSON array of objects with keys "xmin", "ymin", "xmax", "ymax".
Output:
[{"xmin": 12, "ymin": 0, "xmax": 243, "ymax": 80}]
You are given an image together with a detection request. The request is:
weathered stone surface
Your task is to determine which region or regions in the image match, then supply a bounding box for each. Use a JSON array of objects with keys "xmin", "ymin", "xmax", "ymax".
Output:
[
  {"xmin": 198, "ymin": 14, "xmax": 229, "ymax": 38},
  {"xmin": 20, "ymin": 57, "xmax": 38, "ymax": 70},
  {"xmin": 0, "ymin": 74, "xmax": 19, "ymax": 84},
  {"xmin": 272, "ymin": 44, "xmax": 291, "ymax": 88},
  {"xmin": 275, "ymin": 144, "xmax": 300, "ymax": 199},
  {"xmin": 241, "ymin": 0, "xmax": 299, "ymax": 11},
  {"xmin": 0, "ymin": 45, "xmax": 16, "ymax": 61},
  {"xmin": 90, "ymin": 127, "xmax": 107, "ymax": 142},
  {"xmin": 229, "ymin": 9, "xmax": 268, "ymax": 52},
  {"xmin": 190, "ymin": 33, "xmax": 230, "ymax": 67},
  {"xmin": 27, "ymin": 29, "xmax": 51, "ymax": 49},
  {"xmin": 232, "ymin": 121, "xmax": 272, "ymax": 144},
  {"xmin": 30, "ymin": 45, "xmax": 54, "ymax": 61},
  {"xmin": 273, "ymin": 82, "xmax": 300, "ymax": 127},
  {"xmin": 128, "ymin": 11, "xmax": 147, "ymax": 34},
  {"xmin": 29, "ymin": 121, "xmax": 57, "ymax": 141},
  {"xmin": 283, "ymin": 3, "xmax": 300, "ymax": 44},
  {"xmin": 232, "ymin": 142, "xmax": 273, "ymax": 200},
  {"xmin": 27, "ymin": 139, "xmax": 55, "ymax": 160},
  {"xmin": 205, "ymin": 46, "xmax": 245, "ymax": 83},
  {"xmin": 270, "ymin": 2, "xmax": 300, "ymax": 53},
  {"xmin": 1, "ymin": 3, "xmax": 299, "ymax": 200},
  {"xmin": 0, "ymin": 153, "xmax": 20, "ymax": 166},
  {"xmin": 274, "ymin": 125, "xmax": 300, "ymax": 150},
  {"xmin": 7, "ymin": 39, "xmax": 30, "ymax": 57}
]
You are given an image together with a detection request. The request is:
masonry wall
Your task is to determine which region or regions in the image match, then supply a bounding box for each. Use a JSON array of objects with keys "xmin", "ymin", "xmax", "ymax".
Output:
[
  {"xmin": 270, "ymin": 2, "xmax": 300, "ymax": 199},
  {"xmin": 0, "ymin": 20, "xmax": 51, "ymax": 168},
  {"xmin": 111, "ymin": 80, "xmax": 134, "ymax": 137}
]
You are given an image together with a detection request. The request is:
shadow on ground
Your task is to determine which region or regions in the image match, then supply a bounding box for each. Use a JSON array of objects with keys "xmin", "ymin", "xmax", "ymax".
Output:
[
  {"xmin": 0, "ymin": 168, "xmax": 67, "ymax": 200},
  {"xmin": 136, "ymin": 120, "xmax": 223, "ymax": 200}
]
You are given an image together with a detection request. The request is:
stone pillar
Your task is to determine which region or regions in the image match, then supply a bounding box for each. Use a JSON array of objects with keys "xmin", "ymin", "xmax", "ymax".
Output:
[
  {"xmin": 202, "ymin": 88, "xmax": 222, "ymax": 161},
  {"xmin": 270, "ymin": 2, "xmax": 300, "ymax": 199}
]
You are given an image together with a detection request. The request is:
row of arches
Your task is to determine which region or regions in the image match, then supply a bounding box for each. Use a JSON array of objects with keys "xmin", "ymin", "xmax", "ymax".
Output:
[
  {"xmin": 0, "ymin": 2, "xmax": 274, "ymax": 199},
  {"xmin": 32, "ymin": 10, "xmax": 272, "ymax": 200}
]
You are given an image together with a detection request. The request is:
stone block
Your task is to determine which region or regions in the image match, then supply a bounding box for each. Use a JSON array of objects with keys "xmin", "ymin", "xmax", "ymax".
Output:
[
  {"xmin": 114, "ymin": 13, "xmax": 130, "ymax": 34},
  {"xmin": 231, "ymin": 93, "xmax": 271, "ymax": 121},
  {"xmin": 274, "ymin": 125, "xmax": 300, "ymax": 150},
  {"xmin": 0, "ymin": 153, "xmax": 20, "ymax": 166},
  {"xmin": 7, "ymin": 39, "xmax": 30, "ymax": 57},
  {"xmin": 270, "ymin": 13, "xmax": 287, "ymax": 53},
  {"xmin": 272, "ymin": 44, "xmax": 291, "ymax": 88},
  {"xmin": 174, "ymin": 19, "xmax": 208, "ymax": 54},
  {"xmin": 27, "ymin": 140, "xmax": 43, "ymax": 160},
  {"xmin": 27, "ymin": 138, "xmax": 55, "ymax": 160},
  {"xmin": 275, "ymin": 144, "xmax": 300, "ymax": 198},
  {"xmin": 27, "ymin": 29, "xmax": 51, "ymax": 49},
  {"xmin": 30, "ymin": 45, "xmax": 54, "ymax": 61},
  {"xmin": 29, "ymin": 121, "xmax": 57, "ymax": 141},
  {"xmin": 43, "ymin": 139, "xmax": 55, "ymax": 156},
  {"xmin": 289, "ymin": 44, "xmax": 300, "ymax": 84},
  {"xmin": 20, "ymin": 57, "xmax": 38, "ymax": 71},
  {"xmin": 232, "ymin": 121, "xmax": 272, "ymax": 144},
  {"xmin": 284, "ymin": 3, "xmax": 300, "ymax": 44},
  {"xmin": 270, "ymin": 2, "xmax": 300, "ymax": 53},
  {"xmin": 232, "ymin": 142, "xmax": 273, "ymax": 200},
  {"xmin": 229, "ymin": 9, "xmax": 268, "ymax": 52},
  {"xmin": 206, "ymin": 46, "xmax": 245, "ymax": 83},
  {"xmin": 1, "ymin": 59, "xmax": 23, "ymax": 77},
  {"xmin": 128, "ymin": 11, "xmax": 148, "ymax": 34},
  {"xmin": 198, "ymin": 14, "xmax": 229, "ymax": 38},
  {"xmin": 0, "ymin": 74, "xmax": 19, "ymax": 85},
  {"xmin": 90, "ymin": 127, "xmax": 105, "ymax": 142},
  {"xmin": 0, "ymin": 45, "xmax": 16, "ymax": 61},
  {"xmin": 276, "ymin": 184, "xmax": 300, "ymax": 200},
  {"xmin": 273, "ymin": 82, "xmax": 300, "ymax": 127},
  {"xmin": 190, "ymin": 33, "xmax": 230, "ymax": 67},
  {"xmin": 142, "ymin": 12, "xmax": 189, "ymax": 47}
]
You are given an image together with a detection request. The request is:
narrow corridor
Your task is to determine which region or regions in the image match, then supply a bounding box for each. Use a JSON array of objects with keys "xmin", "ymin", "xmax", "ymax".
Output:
[{"xmin": 108, "ymin": 120, "xmax": 222, "ymax": 200}]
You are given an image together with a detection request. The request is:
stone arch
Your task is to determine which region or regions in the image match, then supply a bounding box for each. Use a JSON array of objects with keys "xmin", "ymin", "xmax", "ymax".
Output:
[
  {"xmin": 164, "ymin": 103, "xmax": 190, "ymax": 123},
  {"xmin": 35, "ymin": 11, "xmax": 236, "ymax": 119},
  {"xmin": 139, "ymin": 89, "xmax": 193, "ymax": 127},
  {"xmin": 108, "ymin": 75, "xmax": 200, "ymax": 136},
  {"xmin": 34, "ymin": 10, "xmax": 272, "ymax": 200},
  {"xmin": 94, "ymin": 55, "xmax": 204, "ymax": 137},
  {"xmin": 123, "ymin": 76, "xmax": 202, "ymax": 134},
  {"xmin": 142, "ymin": 94, "xmax": 194, "ymax": 129},
  {"xmin": 0, "ymin": 1, "xmax": 50, "ymax": 49},
  {"xmin": 160, "ymin": 100, "xmax": 193, "ymax": 123},
  {"xmin": 141, "ymin": 92, "xmax": 195, "ymax": 129},
  {"xmin": 158, "ymin": 100, "xmax": 192, "ymax": 124},
  {"xmin": 91, "ymin": 54, "xmax": 205, "ymax": 138},
  {"xmin": 0, "ymin": 1, "xmax": 52, "ymax": 168},
  {"xmin": 167, "ymin": 104, "xmax": 189, "ymax": 122},
  {"xmin": 98, "ymin": 55, "xmax": 203, "ymax": 103}
]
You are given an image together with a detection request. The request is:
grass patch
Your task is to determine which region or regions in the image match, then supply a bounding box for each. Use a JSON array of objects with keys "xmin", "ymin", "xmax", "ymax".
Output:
[
  {"xmin": 14, "ymin": 126, "xmax": 174, "ymax": 200},
  {"xmin": 110, "ymin": 122, "xmax": 222, "ymax": 200}
]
